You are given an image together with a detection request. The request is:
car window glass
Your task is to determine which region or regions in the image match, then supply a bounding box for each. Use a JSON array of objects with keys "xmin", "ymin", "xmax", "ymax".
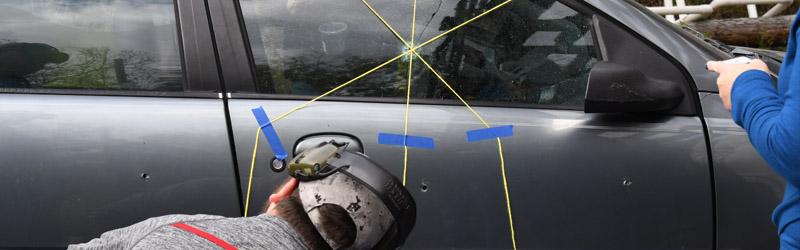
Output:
[
  {"xmin": 240, "ymin": 0, "xmax": 595, "ymax": 106},
  {"xmin": 0, "ymin": 0, "xmax": 183, "ymax": 91}
]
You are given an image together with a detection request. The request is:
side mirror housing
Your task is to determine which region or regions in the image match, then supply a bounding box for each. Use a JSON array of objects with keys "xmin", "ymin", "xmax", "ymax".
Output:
[{"xmin": 584, "ymin": 61, "xmax": 684, "ymax": 113}]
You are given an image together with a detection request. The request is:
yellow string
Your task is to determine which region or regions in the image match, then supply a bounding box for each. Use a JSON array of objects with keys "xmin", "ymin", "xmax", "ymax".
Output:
[
  {"xmin": 362, "ymin": 0, "xmax": 408, "ymax": 48},
  {"xmin": 401, "ymin": 0, "xmax": 418, "ymax": 187},
  {"xmin": 244, "ymin": 128, "xmax": 261, "ymax": 217},
  {"xmin": 413, "ymin": 50, "xmax": 516, "ymax": 250},
  {"xmin": 412, "ymin": 51, "xmax": 490, "ymax": 125},
  {"xmin": 241, "ymin": 19, "xmax": 410, "ymax": 218},
  {"xmin": 497, "ymin": 138, "xmax": 515, "ymax": 250},
  {"xmin": 268, "ymin": 50, "xmax": 412, "ymax": 124},
  {"xmin": 403, "ymin": 56, "xmax": 412, "ymax": 186},
  {"xmin": 360, "ymin": 0, "xmax": 512, "ymax": 121},
  {"xmin": 248, "ymin": 1, "xmax": 516, "ymax": 247},
  {"xmin": 360, "ymin": 1, "xmax": 516, "ymax": 248},
  {"xmin": 412, "ymin": 0, "xmax": 513, "ymax": 51},
  {"xmin": 364, "ymin": 0, "xmax": 513, "ymax": 53},
  {"xmin": 243, "ymin": 49, "xmax": 409, "ymax": 217}
]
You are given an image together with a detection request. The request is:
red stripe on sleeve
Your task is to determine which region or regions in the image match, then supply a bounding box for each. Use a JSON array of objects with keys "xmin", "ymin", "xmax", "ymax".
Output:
[{"xmin": 171, "ymin": 222, "xmax": 239, "ymax": 250}]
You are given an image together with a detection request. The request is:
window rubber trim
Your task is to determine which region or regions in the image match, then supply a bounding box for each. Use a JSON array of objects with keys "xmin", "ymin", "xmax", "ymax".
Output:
[
  {"xmin": 0, "ymin": 88, "xmax": 220, "ymax": 98},
  {"xmin": 228, "ymin": 92, "xmax": 584, "ymax": 111}
]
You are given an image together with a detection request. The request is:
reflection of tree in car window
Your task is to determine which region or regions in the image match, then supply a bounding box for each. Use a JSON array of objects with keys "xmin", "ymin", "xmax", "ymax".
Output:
[
  {"xmin": 0, "ymin": 0, "xmax": 183, "ymax": 91},
  {"xmin": 241, "ymin": 0, "xmax": 595, "ymax": 106},
  {"xmin": 426, "ymin": 0, "xmax": 595, "ymax": 105}
]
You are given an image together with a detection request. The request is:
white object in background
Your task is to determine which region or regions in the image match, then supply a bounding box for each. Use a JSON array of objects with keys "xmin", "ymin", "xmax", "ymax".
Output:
[
  {"xmin": 648, "ymin": 0, "xmax": 795, "ymax": 23},
  {"xmin": 747, "ymin": 4, "xmax": 758, "ymax": 18},
  {"xmin": 724, "ymin": 57, "xmax": 753, "ymax": 64},
  {"xmin": 677, "ymin": 0, "xmax": 688, "ymax": 20},
  {"xmin": 665, "ymin": 0, "xmax": 676, "ymax": 22},
  {"xmin": 319, "ymin": 22, "xmax": 348, "ymax": 55}
]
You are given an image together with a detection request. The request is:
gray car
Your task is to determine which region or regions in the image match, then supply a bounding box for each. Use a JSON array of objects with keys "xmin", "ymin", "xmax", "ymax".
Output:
[{"xmin": 0, "ymin": 0, "xmax": 785, "ymax": 249}]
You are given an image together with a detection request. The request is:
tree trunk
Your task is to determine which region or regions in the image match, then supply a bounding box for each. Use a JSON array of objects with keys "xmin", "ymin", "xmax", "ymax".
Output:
[{"xmin": 685, "ymin": 15, "xmax": 794, "ymax": 47}]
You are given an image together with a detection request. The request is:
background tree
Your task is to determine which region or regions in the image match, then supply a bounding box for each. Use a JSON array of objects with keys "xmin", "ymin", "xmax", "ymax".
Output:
[{"xmin": 634, "ymin": 0, "xmax": 800, "ymax": 50}]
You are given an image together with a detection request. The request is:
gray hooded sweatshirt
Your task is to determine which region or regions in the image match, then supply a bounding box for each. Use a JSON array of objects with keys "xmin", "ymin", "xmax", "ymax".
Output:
[{"xmin": 67, "ymin": 213, "xmax": 310, "ymax": 250}]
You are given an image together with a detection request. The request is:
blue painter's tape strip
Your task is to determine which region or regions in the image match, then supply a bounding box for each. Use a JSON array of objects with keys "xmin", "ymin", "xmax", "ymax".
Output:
[
  {"xmin": 378, "ymin": 133, "xmax": 406, "ymax": 147},
  {"xmin": 466, "ymin": 125, "xmax": 514, "ymax": 142},
  {"xmin": 378, "ymin": 133, "xmax": 436, "ymax": 150},
  {"xmin": 251, "ymin": 106, "xmax": 288, "ymax": 160},
  {"xmin": 405, "ymin": 135, "xmax": 436, "ymax": 150}
]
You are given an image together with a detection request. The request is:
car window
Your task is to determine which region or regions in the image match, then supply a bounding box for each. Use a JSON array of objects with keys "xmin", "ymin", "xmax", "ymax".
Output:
[
  {"xmin": 240, "ymin": 0, "xmax": 596, "ymax": 106},
  {"xmin": 0, "ymin": 0, "xmax": 183, "ymax": 91}
]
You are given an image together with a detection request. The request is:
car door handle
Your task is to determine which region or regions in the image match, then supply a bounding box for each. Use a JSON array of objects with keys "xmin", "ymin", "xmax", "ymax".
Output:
[{"xmin": 293, "ymin": 133, "xmax": 363, "ymax": 157}]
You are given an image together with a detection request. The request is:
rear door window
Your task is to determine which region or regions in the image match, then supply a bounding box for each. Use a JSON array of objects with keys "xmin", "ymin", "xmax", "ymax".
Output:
[
  {"xmin": 240, "ymin": 0, "xmax": 596, "ymax": 107},
  {"xmin": 0, "ymin": 0, "xmax": 183, "ymax": 91}
]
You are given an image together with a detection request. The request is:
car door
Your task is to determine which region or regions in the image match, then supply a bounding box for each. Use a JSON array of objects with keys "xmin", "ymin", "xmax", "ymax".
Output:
[
  {"xmin": 0, "ymin": 0, "xmax": 240, "ymax": 248},
  {"xmin": 213, "ymin": 0, "xmax": 712, "ymax": 248},
  {"xmin": 700, "ymin": 93, "xmax": 784, "ymax": 249},
  {"xmin": 583, "ymin": 1, "xmax": 785, "ymax": 249}
]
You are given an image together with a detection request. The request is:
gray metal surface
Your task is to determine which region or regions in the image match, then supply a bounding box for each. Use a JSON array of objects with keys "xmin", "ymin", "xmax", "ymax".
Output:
[
  {"xmin": 0, "ymin": 94, "xmax": 240, "ymax": 247},
  {"xmin": 585, "ymin": 0, "xmax": 728, "ymax": 92},
  {"xmin": 294, "ymin": 134, "xmax": 363, "ymax": 155},
  {"xmin": 0, "ymin": 0, "xmax": 781, "ymax": 249},
  {"xmin": 699, "ymin": 92, "xmax": 784, "ymax": 250},
  {"xmin": 228, "ymin": 99, "xmax": 711, "ymax": 249}
]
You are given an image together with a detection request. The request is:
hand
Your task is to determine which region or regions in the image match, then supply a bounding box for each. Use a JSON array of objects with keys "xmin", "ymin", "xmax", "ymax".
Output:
[
  {"xmin": 706, "ymin": 59, "xmax": 769, "ymax": 111},
  {"xmin": 265, "ymin": 177, "xmax": 298, "ymax": 215}
]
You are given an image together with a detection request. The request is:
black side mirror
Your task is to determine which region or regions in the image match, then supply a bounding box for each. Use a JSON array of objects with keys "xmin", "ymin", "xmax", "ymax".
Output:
[{"xmin": 584, "ymin": 61, "xmax": 684, "ymax": 113}]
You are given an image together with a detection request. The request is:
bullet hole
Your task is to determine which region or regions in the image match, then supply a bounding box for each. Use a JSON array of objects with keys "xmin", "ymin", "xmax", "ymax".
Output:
[
  {"xmin": 622, "ymin": 177, "xmax": 633, "ymax": 187},
  {"xmin": 420, "ymin": 184, "xmax": 429, "ymax": 192},
  {"xmin": 141, "ymin": 173, "xmax": 150, "ymax": 181}
]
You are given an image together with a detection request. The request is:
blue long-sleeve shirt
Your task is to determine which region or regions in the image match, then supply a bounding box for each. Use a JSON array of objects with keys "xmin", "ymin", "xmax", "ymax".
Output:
[{"xmin": 730, "ymin": 12, "xmax": 800, "ymax": 250}]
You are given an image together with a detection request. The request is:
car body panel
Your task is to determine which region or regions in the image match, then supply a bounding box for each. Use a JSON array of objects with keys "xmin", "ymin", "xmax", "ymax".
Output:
[
  {"xmin": 586, "ymin": 1, "xmax": 783, "ymax": 248},
  {"xmin": 0, "ymin": 0, "xmax": 785, "ymax": 249},
  {"xmin": 0, "ymin": 94, "xmax": 240, "ymax": 247},
  {"xmin": 228, "ymin": 99, "xmax": 712, "ymax": 249},
  {"xmin": 700, "ymin": 92, "xmax": 784, "ymax": 250}
]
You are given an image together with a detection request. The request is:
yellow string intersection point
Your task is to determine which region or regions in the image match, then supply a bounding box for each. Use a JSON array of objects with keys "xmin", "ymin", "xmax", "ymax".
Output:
[
  {"xmin": 268, "ymin": 50, "xmax": 412, "ymax": 124},
  {"xmin": 247, "ymin": 0, "xmax": 517, "ymax": 247},
  {"xmin": 360, "ymin": 1, "xmax": 516, "ymax": 249},
  {"xmin": 243, "ymin": 45, "xmax": 411, "ymax": 219},
  {"xmin": 413, "ymin": 49, "xmax": 517, "ymax": 250}
]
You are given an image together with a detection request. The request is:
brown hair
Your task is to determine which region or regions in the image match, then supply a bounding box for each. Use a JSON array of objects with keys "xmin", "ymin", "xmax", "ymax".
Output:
[
  {"xmin": 268, "ymin": 182, "xmax": 357, "ymax": 250},
  {"xmin": 316, "ymin": 203, "xmax": 357, "ymax": 249}
]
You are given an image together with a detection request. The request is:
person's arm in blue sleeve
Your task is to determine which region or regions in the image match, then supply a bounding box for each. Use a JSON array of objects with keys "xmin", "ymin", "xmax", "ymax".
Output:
[
  {"xmin": 731, "ymin": 69, "xmax": 800, "ymax": 186},
  {"xmin": 707, "ymin": 58, "xmax": 800, "ymax": 188}
]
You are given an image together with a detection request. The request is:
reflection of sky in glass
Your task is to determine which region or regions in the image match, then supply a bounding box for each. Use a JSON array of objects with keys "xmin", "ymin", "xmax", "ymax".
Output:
[
  {"xmin": 0, "ymin": 0, "xmax": 181, "ymax": 90},
  {"xmin": 240, "ymin": 0, "xmax": 452, "ymax": 61},
  {"xmin": 524, "ymin": 31, "xmax": 561, "ymax": 46},
  {"xmin": 539, "ymin": 2, "xmax": 578, "ymax": 20},
  {"xmin": 241, "ymin": 0, "xmax": 594, "ymax": 104},
  {"xmin": 573, "ymin": 31, "xmax": 593, "ymax": 46},
  {"xmin": 0, "ymin": 0, "xmax": 177, "ymax": 57}
]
